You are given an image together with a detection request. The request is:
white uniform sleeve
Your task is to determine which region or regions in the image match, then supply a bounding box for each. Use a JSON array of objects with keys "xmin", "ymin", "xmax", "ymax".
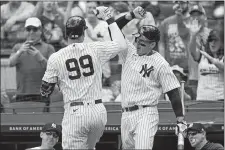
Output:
[
  {"xmin": 158, "ymin": 63, "xmax": 180, "ymax": 93},
  {"xmin": 92, "ymin": 41, "xmax": 122, "ymax": 65},
  {"xmin": 42, "ymin": 53, "xmax": 58, "ymax": 83},
  {"xmin": 118, "ymin": 39, "xmax": 135, "ymax": 64}
]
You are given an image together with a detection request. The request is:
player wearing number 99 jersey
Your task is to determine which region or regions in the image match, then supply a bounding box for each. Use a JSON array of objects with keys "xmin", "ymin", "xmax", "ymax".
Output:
[{"xmin": 40, "ymin": 8, "xmax": 127, "ymax": 150}]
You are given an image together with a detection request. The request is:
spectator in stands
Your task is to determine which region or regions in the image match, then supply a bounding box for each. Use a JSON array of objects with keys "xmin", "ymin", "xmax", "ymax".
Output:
[
  {"xmin": 171, "ymin": 65, "xmax": 191, "ymax": 101},
  {"xmin": 26, "ymin": 122, "xmax": 62, "ymax": 150},
  {"xmin": 63, "ymin": 1, "xmax": 85, "ymax": 28},
  {"xmin": 83, "ymin": 1, "xmax": 112, "ymax": 86},
  {"xmin": 159, "ymin": 65, "xmax": 191, "ymax": 101},
  {"xmin": 189, "ymin": 25, "xmax": 224, "ymax": 101},
  {"xmin": 186, "ymin": 123, "xmax": 224, "ymax": 150},
  {"xmin": 1, "ymin": 1, "xmax": 35, "ymax": 48},
  {"xmin": 111, "ymin": 80, "xmax": 122, "ymax": 102},
  {"xmin": 144, "ymin": 1, "xmax": 161, "ymax": 27},
  {"xmin": 32, "ymin": 2, "xmax": 64, "ymax": 51},
  {"xmin": 70, "ymin": 1, "xmax": 85, "ymax": 18},
  {"xmin": 1, "ymin": 88, "xmax": 10, "ymax": 113},
  {"xmin": 109, "ymin": 2, "xmax": 129, "ymax": 19},
  {"xmin": 8, "ymin": 17, "xmax": 55, "ymax": 103},
  {"xmin": 159, "ymin": 1, "xmax": 200, "ymax": 100}
]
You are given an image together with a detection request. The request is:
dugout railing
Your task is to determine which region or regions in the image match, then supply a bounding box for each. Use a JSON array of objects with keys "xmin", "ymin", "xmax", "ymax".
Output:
[{"xmin": 0, "ymin": 101, "xmax": 224, "ymax": 150}]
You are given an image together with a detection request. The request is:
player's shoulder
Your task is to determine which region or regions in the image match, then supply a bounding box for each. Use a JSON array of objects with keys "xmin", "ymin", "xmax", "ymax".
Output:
[
  {"xmin": 151, "ymin": 51, "xmax": 170, "ymax": 67},
  {"xmin": 152, "ymin": 51, "xmax": 168, "ymax": 62}
]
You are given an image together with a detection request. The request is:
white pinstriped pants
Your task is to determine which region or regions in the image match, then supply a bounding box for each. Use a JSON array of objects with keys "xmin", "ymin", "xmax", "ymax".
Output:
[
  {"xmin": 121, "ymin": 106, "xmax": 159, "ymax": 150},
  {"xmin": 62, "ymin": 103, "xmax": 107, "ymax": 149}
]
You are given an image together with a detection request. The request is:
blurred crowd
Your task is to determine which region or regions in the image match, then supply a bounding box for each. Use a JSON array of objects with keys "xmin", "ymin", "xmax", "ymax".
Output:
[{"xmin": 0, "ymin": 1, "xmax": 224, "ymax": 112}]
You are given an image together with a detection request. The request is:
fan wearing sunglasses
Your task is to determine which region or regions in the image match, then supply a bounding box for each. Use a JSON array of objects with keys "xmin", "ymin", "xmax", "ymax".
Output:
[
  {"xmin": 186, "ymin": 123, "xmax": 223, "ymax": 150},
  {"xmin": 113, "ymin": 6, "xmax": 187, "ymax": 149},
  {"xmin": 26, "ymin": 123, "xmax": 62, "ymax": 150}
]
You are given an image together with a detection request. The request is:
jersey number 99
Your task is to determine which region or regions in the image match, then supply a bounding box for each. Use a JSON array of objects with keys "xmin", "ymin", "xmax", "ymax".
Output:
[{"xmin": 65, "ymin": 55, "xmax": 94, "ymax": 80}]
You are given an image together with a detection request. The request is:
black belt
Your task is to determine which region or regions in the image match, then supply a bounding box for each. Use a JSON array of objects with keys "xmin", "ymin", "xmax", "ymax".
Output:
[
  {"xmin": 70, "ymin": 99, "xmax": 102, "ymax": 107},
  {"xmin": 122, "ymin": 105, "xmax": 152, "ymax": 112}
]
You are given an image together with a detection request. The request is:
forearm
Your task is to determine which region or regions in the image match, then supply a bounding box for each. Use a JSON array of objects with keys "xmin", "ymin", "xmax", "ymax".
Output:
[
  {"xmin": 108, "ymin": 19, "xmax": 127, "ymax": 50},
  {"xmin": 189, "ymin": 34, "xmax": 200, "ymax": 61},
  {"xmin": 166, "ymin": 88, "xmax": 185, "ymax": 118},
  {"xmin": 40, "ymin": 80, "xmax": 56, "ymax": 98},
  {"xmin": 9, "ymin": 51, "xmax": 22, "ymax": 67},
  {"xmin": 32, "ymin": 2, "xmax": 43, "ymax": 17},
  {"xmin": 115, "ymin": 12, "xmax": 133, "ymax": 30},
  {"xmin": 212, "ymin": 59, "xmax": 224, "ymax": 71}
]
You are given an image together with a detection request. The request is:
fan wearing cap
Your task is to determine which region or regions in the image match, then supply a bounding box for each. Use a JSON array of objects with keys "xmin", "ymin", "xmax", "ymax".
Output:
[
  {"xmin": 26, "ymin": 123, "xmax": 62, "ymax": 150},
  {"xmin": 158, "ymin": 1, "xmax": 200, "ymax": 100},
  {"xmin": 188, "ymin": 7, "xmax": 224, "ymax": 101},
  {"xmin": 159, "ymin": 65, "xmax": 191, "ymax": 101},
  {"xmin": 8, "ymin": 17, "xmax": 55, "ymax": 101},
  {"xmin": 109, "ymin": 7, "xmax": 187, "ymax": 149},
  {"xmin": 158, "ymin": 0, "xmax": 191, "ymax": 70},
  {"xmin": 186, "ymin": 123, "xmax": 224, "ymax": 150},
  {"xmin": 172, "ymin": 65, "xmax": 191, "ymax": 101}
]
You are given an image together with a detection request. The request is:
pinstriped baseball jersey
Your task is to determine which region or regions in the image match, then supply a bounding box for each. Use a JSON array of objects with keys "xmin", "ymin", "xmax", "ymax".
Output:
[
  {"xmin": 42, "ymin": 41, "xmax": 121, "ymax": 105},
  {"xmin": 119, "ymin": 40, "xmax": 180, "ymax": 108}
]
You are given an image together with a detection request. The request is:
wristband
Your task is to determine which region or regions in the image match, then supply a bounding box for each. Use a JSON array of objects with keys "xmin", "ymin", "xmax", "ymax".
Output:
[
  {"xmin": 106, "ymin": 17, "xmax": 115, "ymax": 25},
  {"xmin": 130, "ymin": 11, "xmax": 135, "ymax": 19}
]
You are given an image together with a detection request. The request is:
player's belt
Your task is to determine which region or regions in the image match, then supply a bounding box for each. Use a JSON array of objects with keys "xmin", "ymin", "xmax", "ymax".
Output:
[
  {"xmin": 70, "ymin": 99, "xmax": 102, "ymax": 106},
  {"xmin": 122, "ymin": 105, "xmax": 153, "ymax": 112}
]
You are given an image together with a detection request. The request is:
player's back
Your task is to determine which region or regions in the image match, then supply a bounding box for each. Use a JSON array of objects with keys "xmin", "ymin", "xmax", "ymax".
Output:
[{"xmin": 53, "ymin": 43, "xmax": 103, "ymax": 104}]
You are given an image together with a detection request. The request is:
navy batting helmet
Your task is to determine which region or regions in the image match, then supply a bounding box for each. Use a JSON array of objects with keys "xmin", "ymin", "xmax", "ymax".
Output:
[
  {"xmin": 135, "ymin": 25, "xmax": 160, "ymax": 42},
  {"xmin": 65, "ymin": 16, "xmax": 88, "ymax": 39}
]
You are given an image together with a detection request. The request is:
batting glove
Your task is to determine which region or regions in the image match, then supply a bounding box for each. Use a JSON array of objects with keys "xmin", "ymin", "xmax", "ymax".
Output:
[
  {"xmin": 93, "ymin": 6, "xmax": 113, "ymax": 21},
  {"xmin": 175, "ymin": 120, "xmax": 187, "ymax": 137},
  {"xmin": 132, "ymin": 6, "xmax": 147, "ymax": 19}
]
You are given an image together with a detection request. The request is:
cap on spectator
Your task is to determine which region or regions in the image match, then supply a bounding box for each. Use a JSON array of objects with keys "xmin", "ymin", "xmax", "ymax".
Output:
[
  {"xmin": 208, "ymin": 30, "xmax": 220, "ymax": 42},
  {"xmin": 187, "ymin": 123, "xmax": 206, "ymax": 133},
  {"xmin": 171, "ymin": 65, "xmax": 187, "ymax": 76},
  {"xmin": 42, "ymin": 123, "xmax": 62, "ymax": 136},
  {"xmin": 25, "ymin": 17, "xmax": 42, "ymax": 28},
  {"xmin": 189, "ymin": 4, "xmax": 206, "ymax": 15}
]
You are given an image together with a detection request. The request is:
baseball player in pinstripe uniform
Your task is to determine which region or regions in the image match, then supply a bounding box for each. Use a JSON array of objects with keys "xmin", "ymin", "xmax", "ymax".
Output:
[
  {"xmin": 114, "ymin": 7, "xmax": 188, "ymax": 149},
  {"xmin": 40, "ymin": 7, "xmax": 127, "ymax": 149}
]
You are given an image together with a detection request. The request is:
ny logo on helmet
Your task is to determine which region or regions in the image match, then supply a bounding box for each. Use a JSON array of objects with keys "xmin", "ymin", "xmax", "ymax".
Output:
[{"xmin": 139, "ymin": 64, "xmax": 154, "ymax": 77}]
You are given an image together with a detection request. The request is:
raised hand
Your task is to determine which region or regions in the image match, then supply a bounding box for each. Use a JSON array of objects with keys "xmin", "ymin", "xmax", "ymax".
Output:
[
  {"xmin": 200, "ymin": 50, "xmax": 214, "ymax": 63},
  {"xmin": 185, "ymin": 19, "xmax": 202, "ymax": 35},
  {"xmin": 93, "ymin": 6, "xmax": 113, "ymax": 21},
  {"xmin": 133, "ymin": 6, "xmax": 146, "ymax": 19},
  {"xmin": 17, "ymin": 42, "xmax": 31, "ymax": 53}
]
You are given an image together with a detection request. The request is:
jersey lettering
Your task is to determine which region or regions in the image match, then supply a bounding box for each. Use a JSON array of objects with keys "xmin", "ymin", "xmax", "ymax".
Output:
[{"xmin": 65, "ymin": 55, "xmax": 94, "ymax": 80}]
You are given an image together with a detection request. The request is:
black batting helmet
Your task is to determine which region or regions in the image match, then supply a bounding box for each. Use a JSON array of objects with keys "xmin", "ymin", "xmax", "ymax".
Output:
[
  {"xmin": 136, "ymin": 25, "xmax": 160, "ymax": 42},
  {"xmin": 65, "ymin": 16, "xmax": 88, "ymax": 39}
]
